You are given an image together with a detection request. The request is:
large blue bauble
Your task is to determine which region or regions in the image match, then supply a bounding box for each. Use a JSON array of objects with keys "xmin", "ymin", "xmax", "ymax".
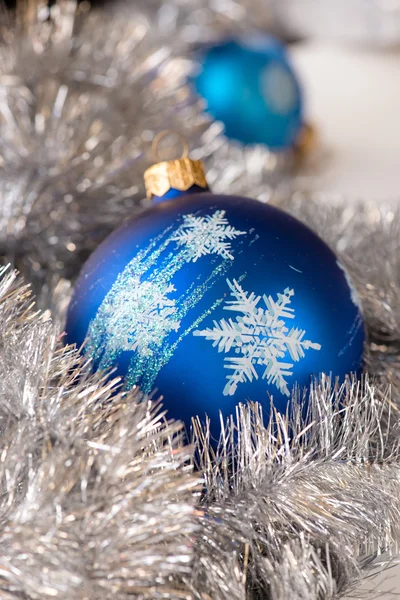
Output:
[
  {"xmin": 66, "ymin": 194, "xmax": 365, "ymax": 441},
  {"xmin": 192, "ymin": 37, "xmax": 303, "ymax": 150}
]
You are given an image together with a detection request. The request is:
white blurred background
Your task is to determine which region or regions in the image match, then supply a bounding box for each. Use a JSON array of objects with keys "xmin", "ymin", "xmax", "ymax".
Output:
[
  {"xmin": 270, "ymin": 0, "xmax": 400, "ymax": 202},
  {"xmin": 292, "ymin": 40, "xmax": 400, "ymax": 201}
]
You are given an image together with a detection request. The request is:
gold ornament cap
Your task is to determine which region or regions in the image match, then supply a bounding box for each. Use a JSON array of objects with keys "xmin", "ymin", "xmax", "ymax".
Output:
[{"xmin": 144, "ymin": 131, "xmax": 208, "ymax": 200}]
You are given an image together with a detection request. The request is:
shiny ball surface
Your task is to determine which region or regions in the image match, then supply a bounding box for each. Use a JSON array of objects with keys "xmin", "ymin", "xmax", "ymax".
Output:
[
  {"xmin": 193, "ymin": 37, "xmax": 303, "ymax": 150},
  {"xmin": 66, "ymin": 194, "xmax": 365, "ymax": 440}
]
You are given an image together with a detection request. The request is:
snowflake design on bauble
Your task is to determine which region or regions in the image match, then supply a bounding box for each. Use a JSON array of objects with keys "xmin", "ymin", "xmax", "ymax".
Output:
[
  {"xmin": 171, "ymin": 210, "xmax": 246, "ymax": 262},
  {"xmin": 102, "ymin": 277, "xmax": 180, "ymax": 357},
  {"xmin": 194, "ymin": 279, "xmax": 321, "ymax": 397}
]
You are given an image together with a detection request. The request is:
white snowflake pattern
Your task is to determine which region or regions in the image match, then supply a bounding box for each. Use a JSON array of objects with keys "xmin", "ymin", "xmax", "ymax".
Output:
[
  {"xmin": 193, "ymin": 279, "xmax": 321, "ymax": 397},
  {"xmin": 171, "ymin": 210, "xmax": 246, "ymax": 262},
  {"xmin": 103, "ymin": 277, "xmax": 180, "ymax": 357}
]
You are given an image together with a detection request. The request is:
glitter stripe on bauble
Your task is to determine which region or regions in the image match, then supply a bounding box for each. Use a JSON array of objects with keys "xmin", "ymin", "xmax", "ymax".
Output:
[{"xmin": 85, "ymin": 210, "xmax": 246, "ymax": 393}]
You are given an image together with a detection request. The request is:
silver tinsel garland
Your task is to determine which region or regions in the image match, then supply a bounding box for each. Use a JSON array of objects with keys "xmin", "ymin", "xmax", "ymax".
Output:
[
  {"xmin": 0, "ymin": 1, "xmax": 400, "ymax": 599},
  {"xmin": 0, "ymin": 266, "xmax": 200, "ymax": 598},
  {"xmin": 0, "ymin": 0, "xmax": 300, "ymax": 303}
]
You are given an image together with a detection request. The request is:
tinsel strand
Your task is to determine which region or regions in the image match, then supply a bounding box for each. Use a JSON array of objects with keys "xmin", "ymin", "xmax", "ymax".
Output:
[
  {"xmin": 0, "ymin": 266, "xmax": 200, "ymax": 599},
  {"xmin": 190, "ymin": 383, "xmax": 400, "ymax": 599}
]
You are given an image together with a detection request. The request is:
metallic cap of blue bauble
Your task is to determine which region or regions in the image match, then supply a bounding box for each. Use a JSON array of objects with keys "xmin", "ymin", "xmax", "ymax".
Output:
[
  {"xmin": 66, "ymin": 191, "xmax": 365, "ymax": 443},
  {"xmin": 192, "ymin": 36, "xmax": 304, "ymax": 150}
]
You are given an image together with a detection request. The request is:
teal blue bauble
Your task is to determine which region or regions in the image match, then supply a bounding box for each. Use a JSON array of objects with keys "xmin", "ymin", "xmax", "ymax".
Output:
[
  {"xmin": 65, "ymin": 155, "xmax": 365, "ymax": 442},
  {"xmin": 192, "ymin": 36, "xmax": 303, "ymax": 150}
]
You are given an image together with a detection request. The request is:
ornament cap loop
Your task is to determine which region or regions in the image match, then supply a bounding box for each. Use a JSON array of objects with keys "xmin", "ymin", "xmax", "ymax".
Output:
[
  {"xmin": 152, "ymin": 130, "xmax": 189, "ymax": 162},
  {"xmin": 144, "ymin": 131, "xmax": 208, "ymax": 201}
]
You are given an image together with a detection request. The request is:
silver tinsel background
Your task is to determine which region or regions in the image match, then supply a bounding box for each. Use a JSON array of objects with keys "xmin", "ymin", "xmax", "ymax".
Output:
[{"xmin": 0, "ymin": 1, "xmax": 400, "ymax": 599}]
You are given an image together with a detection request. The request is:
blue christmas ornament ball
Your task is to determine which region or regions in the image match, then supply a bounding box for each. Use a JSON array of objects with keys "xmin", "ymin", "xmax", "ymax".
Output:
[
  {"xmin": 192, "ymin": 36, "xmax": 303, "ymax": 150},
  {"xmin": 66, "ymin": 193, "xmax": 365, "ymax": 441}
]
